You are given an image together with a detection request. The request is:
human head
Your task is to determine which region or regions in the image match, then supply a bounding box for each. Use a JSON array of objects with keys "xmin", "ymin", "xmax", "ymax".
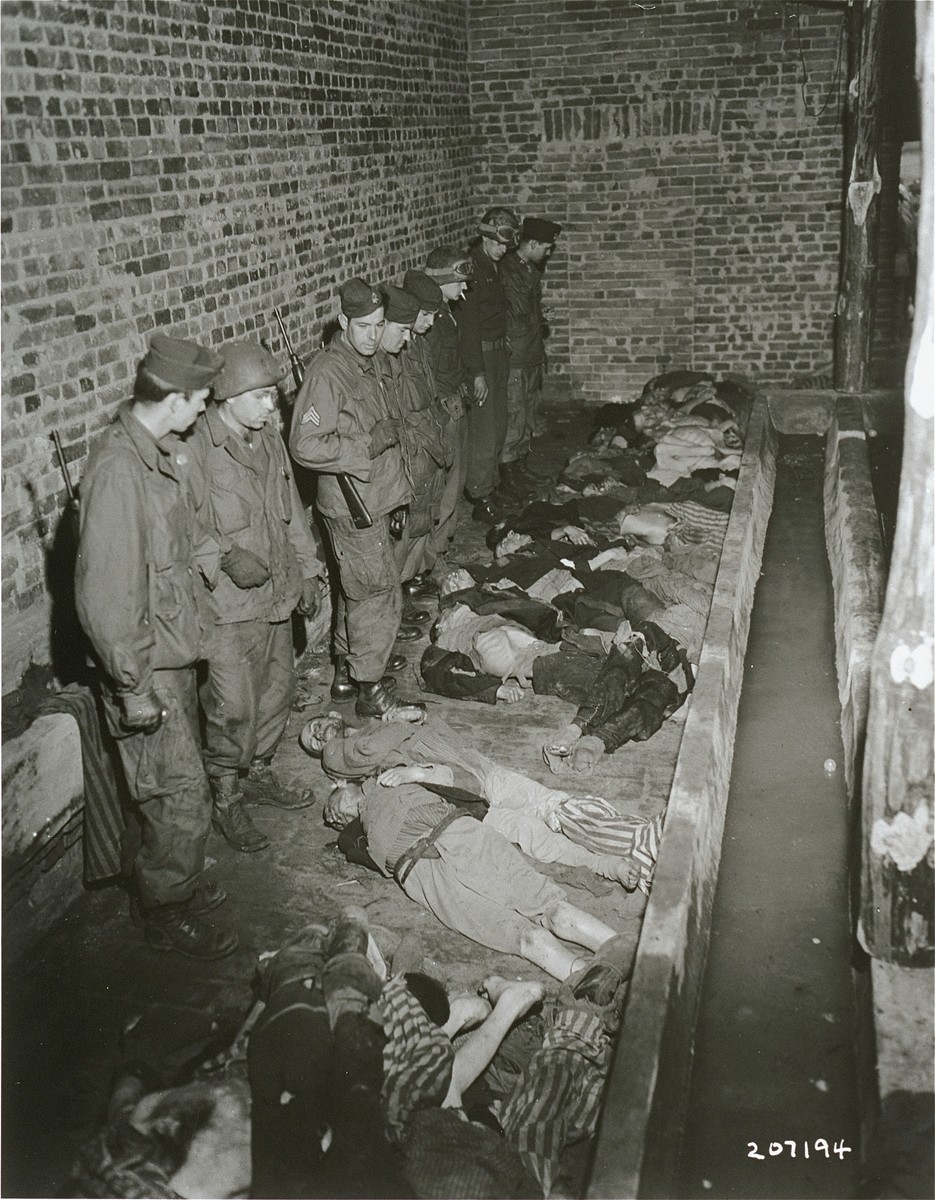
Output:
[
  {"xmin": 485, "ymin": 521, "xmax": 533, "ymax": 561},
  {"xmin": 478, "ymin": 207, "xmax": 519, "ymax": 262},
  {"xmin": 132, "ymin": 334, "xmax": 223, "ymax": 434},
  {"xmin": 402, "ymin": 270, "xmax": 443, "ymax": 334},
  {"xmin": 323, "ymin": 781, "xmax": 363, "ymax": 829},
  {"xmin": 299, "ymin": 711, "xmax": 347, "ymax": 758},
  {"xmin": 67, "ymin": 1072, "xmax": 251, "ymax": 1199},
  {"xmin": 379, "ymin": 285, "xmax": 419, "ymax": 355},
  {"xmin": 211, "ymin": 341, "xmax": 284, "ymax": 435},
  {"xmin": 518, "ymin": 217, "xmax": 562, "ymax": 266},
  {"xmin": 338, "ymin": 278, "xmax": 385, "ymax": 358},
  {"xmin": 424, "ymin": 245, "xmax": 473, "ymax": 303}
]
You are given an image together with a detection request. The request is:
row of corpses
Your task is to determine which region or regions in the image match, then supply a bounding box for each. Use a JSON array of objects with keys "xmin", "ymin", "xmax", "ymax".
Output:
[{"xmin": 68, "ymin": 372, "xmax": 751, "ymax": 1199}]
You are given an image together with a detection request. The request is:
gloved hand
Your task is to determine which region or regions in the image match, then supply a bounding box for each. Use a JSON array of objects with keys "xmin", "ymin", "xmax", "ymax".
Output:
[
  {"xmin": 389, "ymin": 505, "xmax": 409, "ymax": 540},
  {"xmin": 571, "ymin": 734, "xmax": 605, "ymax": 774},
  {"xmin": 369, "ymin": 418, "xmax": 401, "ymax": 458},
  {"xmin": 121, "ymin": 690, "xmax": 166, "ymax": 735},
  {"xmin": 221, "ymin": 545, "xmax": 271, "ymax": 588},
  {"xmin": 297, "ymin": 578, "xmax": 322, "ymax": 618}
]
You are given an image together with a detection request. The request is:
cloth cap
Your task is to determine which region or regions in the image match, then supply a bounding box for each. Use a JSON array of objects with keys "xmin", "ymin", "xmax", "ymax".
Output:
[
  {"xmin": 522, "ymin": 217, "xmax": 562, "ymax": 244},
  {"xmin": 140, "ymin": 334, "xmax": 223, "ymax": 391},
  {"xmin": 381, "ymin": 285, "xmax": 420, "ymax": 328},
  {"xmin": 424, "ymin": 245, "xmax": 474, "ymax": 284},
  {"xmin": 340, "ymin": 277, "xmax": 384, "ymax": 319},
  {"xmin": 212, "ymin": 342, "xmax": 284, "ymax": 400},
  {"xmin": 402, "ymin": 270, "xmax": 444, "ymax": 314}
]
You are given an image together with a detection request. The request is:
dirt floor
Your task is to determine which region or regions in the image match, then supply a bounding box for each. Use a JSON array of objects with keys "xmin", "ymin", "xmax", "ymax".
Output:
[{"xmin": 3, "ymin": 398, "xmax": 679, "ymax": 1198}]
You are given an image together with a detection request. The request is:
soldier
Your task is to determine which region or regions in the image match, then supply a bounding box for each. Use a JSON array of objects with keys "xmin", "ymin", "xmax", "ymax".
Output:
[
  {"xmin": 289, "ymin": 279, "xmax": 421, "ymax": 719},
  {"xmin": 188, "ymin": 342, "xmax": 326, "ymax": 854},
  {"xmin": 500, "ymin": 216, "xmax": 563, "ymax": 484},
  {"xmin": 75, "ymin": 334, "xmax": 238, "ymax": 960},
  {"xmin": 455, "ymin": 207, "xmax": 522, "ymax": 523},
  {"xmin": 423, "ymin": 246, "xmax": 473, "ymax": 556}
]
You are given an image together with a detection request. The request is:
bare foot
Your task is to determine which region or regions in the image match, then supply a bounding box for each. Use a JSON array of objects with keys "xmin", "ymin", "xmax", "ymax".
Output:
[
  {"xmin": 444, "ymin": 994, "xmax": 492, "ymax": 1038},
  {"xmin": 481, "ymin": 975, "xmax": 546, "ymax": 1018}
]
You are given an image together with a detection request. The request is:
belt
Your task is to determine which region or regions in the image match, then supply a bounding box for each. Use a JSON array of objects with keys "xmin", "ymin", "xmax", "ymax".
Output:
[
  {"xmin": 393, "ymin": 811, "xmax": 465, "ymax": 886},
  {"xmin": 482, "ymin": 337, "xmax": 506, "ymax": 351}
]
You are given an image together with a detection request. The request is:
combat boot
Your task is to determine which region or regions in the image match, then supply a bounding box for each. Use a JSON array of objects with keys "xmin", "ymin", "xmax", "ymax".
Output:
[
  {"xmin": 402, "ymin": 574, "xmax": 439, "ymax": 599},
  {"xmin": 402, "ymin": 600, "xmax": 431, "ymax": 626},
  {"xmin": 331, "ymin": 656, "xmax": 356, "ymax": 701},
  {"xmin": 355, "ymin": 680, "xmax": 425, "ymax": 720},
  {"xmin": 143, "ymin": 903, "xmax": 239, "ymax": 960},
  {"xmin": 210, "ymin": 774, "xmax": 270, "ymax": 853},
  {"xmin": 243, "ymin": 760, "xmax": 317, "ymax": 811}
]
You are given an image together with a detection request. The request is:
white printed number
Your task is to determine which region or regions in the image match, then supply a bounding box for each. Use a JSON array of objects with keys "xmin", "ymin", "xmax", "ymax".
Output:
[{"xmin": 747, "ymin": 1140, "xmax": 852, "ymax": 1160}]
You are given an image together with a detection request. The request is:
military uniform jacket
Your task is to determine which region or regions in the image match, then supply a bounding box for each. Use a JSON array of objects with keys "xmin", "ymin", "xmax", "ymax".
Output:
[
  {"xmin": 424, "ymin": 304, "xmax": 467, "ymax": 398},
  {"xmin": 385, "ymin": 342, "xmax": 447, "ymax": 469},
  {"xmin": 75, "ymin": 404, "xmax": 205, "ymax": 704},
  {"xmin": 187, "ymin": 407, "xmax": 323, "ymax": 625},
  {"xmin": 454, "ymin": 243, "xmax": 508, "ymax": 378},
  {"xmin": 500, "ymin": 252, "xmax": 545, "ymax": 367},
  {"xmin": 289, "ymin": 336, "xmax": 408, "ymax": 521}
]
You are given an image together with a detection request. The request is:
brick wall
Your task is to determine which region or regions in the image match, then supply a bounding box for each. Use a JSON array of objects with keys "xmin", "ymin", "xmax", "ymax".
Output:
[
  {"xmin": 466, "ymin": 0, "xmax": 846, "ymax": 400},
  {"xmin": 1, "ymin": 0, "xmax": 472, "ymax": 687}
]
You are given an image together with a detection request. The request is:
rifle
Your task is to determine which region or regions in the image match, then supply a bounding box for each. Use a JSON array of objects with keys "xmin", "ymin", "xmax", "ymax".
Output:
[
  {"xmin": 52, "ymin": 429, "xmax": 80, "ymax": 537},
  {"xmin": 274, "ymin": 307, "xmax": 373, "ymax": 530}
]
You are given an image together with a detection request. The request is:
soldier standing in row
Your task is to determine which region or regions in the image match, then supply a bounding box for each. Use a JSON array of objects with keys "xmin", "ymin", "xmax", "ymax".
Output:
[
  {"xmin": 75, "ymin": 335, "xmax": 238, "ymax": 960},
  {"xmin": 289, "ymin": 279, "xmax": 419, "ymax": 719},
  {"xmin": 188, "ymin": 342, "xmax": 326, "ymax": 854},
  {"xmin": 500, "ymin": 217, "xmax": 563, "ymax": 481}
]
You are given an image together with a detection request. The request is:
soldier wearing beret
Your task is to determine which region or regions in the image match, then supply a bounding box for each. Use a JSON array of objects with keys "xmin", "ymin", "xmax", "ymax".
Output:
[
  {"xmin": 187, "ymin": 342, "xmax": 326, "ymax": 854},
  {"xmin": 455, "ymin": 207, "xmax": 522, "ymax": 523},
  {"xmin": 423, "ymin": 246, "xmax": 473, "ymax": 554},
  {"xmin": 500, "ymin": 216, "xmax": 563, "ymax": 486},
  {"xmin": 289, "ymin": 280, "xmax": 417, "ymax": 719},
  {"xmin": 75, "ymin": 334, "xmax": 238, "ymax": 960}
]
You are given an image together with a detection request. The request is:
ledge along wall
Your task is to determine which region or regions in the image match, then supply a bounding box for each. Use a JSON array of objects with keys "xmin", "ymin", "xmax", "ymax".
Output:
[{"xmin": 588, "ymin": 394, "xmax": 777, "ymax": 1199}]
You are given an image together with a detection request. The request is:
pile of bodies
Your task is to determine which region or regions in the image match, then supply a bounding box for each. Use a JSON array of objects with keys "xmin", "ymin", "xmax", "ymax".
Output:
[{"xmin": 416, "ymin": 368, "xmax": 752, "ymax": 777}]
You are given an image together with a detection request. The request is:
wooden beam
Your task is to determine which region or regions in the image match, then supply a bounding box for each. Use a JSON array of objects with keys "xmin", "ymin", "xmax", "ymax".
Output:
[{"xmin": 859, "ymin": 0, "xmax": 933, "ymax": 965}]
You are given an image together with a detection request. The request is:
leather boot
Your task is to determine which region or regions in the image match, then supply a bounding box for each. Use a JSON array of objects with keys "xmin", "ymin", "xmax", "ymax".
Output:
[
  {"xmin": 517, "ymin": 455, "xmax": 551, "ymax": 482},
  {"xmin": 355, "ymin": 680, "xmax": 425, "ymax": 719},
  {"xmin": 331, "ymin": 656, "xmax": 355, "ymax": 701},
  {"xmin": 402, "ymin": 601, "xmax": 431, "ymax": 626},
  {"xmin": 395, "ymin": 624, "xmax": 424, "ymax": 642},
  {"xmin": 386, "ymin": 653, "xmax": 407, "ymax": 673},
  {"xmin": 210, "ymin": 774, "xmax": 270, "ymax": 853},
  {"xmin": 402, "ymin": 574, "xmax": 439, "ymax": 599},
  {"xmin": 498, "ymin": 461, "xmax": 535, "ymax": 498},
  {"xmin": 128, "ymin": 876, "xmax": 227, "ymax": 925},
  {"xmin": 243, "ymin": 760, "xmax": 317, "ymax": 810},
  {"xmin": 143, "ymin": 903, "xmax": 239, "ymax": 960}
]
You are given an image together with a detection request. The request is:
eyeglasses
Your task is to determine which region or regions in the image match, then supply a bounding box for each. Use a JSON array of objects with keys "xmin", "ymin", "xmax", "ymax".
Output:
[{"xmin": 479, "ymin": 223, "xmax": 519, "ymax": 246}]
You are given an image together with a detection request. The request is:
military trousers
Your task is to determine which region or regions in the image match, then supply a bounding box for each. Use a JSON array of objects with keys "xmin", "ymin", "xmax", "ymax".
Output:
[
  {"xmin": 109, "ymin": 666, "xmax": 211, "ymax": 908},
  {"xmin": 433, "ymin": 412, "xmax": 469, "ymax": 556},
  {"xmin": 200, "ymin": 618, "xmax": 296, "ymax": 776},
  {"xmin": 503, "ymin": 364, "xmax": 542, "ymax": 463},
  {"xmin": 465, "ymin": 344, "xmax": 509, "ymax": 500},
  {"xmin": 326, "ymin": 512, "xmax": 403, "ymax": 683}
]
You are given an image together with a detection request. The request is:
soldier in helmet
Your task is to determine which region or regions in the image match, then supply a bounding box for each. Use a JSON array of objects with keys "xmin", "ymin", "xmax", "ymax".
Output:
[{"xmin": 188, "ymin": 341, "xmax": 326, "ymax": 853}]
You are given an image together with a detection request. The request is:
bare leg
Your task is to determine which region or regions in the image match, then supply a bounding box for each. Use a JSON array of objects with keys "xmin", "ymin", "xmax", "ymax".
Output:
[
  {"xmin": 442, "ymin": 994, "xmax": 492, "ymax": 1041},
  {"xmin": 519, "ymin": 926, "xmax": 590, "ymax": 980},
  {"xmin": 542, "ymin": 900, "xmax": 617, "ymax": 951},
  {"xmin": 443, "ymin": 977, "xmax": 546, "ymax": 1108}
]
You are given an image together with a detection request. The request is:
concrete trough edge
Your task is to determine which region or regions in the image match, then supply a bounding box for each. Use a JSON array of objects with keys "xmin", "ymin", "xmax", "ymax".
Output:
[{"xmin": 587, "ymin": 395, "xmax": 778, "ymax": 1199}]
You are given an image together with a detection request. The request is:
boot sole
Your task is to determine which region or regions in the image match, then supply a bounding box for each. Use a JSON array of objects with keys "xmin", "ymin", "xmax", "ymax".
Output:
[{"xmin": 145, "ymin": 927, "xmax": 240, "ymax": 960}]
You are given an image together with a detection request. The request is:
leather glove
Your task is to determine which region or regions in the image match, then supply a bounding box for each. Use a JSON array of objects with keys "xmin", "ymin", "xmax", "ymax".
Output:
[
  {"xmin": 297, "ymin": 578, "xmax": 322, "ymax": 618},
  {"xmin": 389, "ymin": 505, "xmax": 409, "ymax": 540},
  {"xmin": 221, "ymin": 545, "xmax": 271, "ymax": 588},
  {"xmin": 121, "ymin": 690, "xmax": 166, "ymax": 735},
  {"xmin": 369, "ymin": 418, "xmax": 401, "ymax": 458}
]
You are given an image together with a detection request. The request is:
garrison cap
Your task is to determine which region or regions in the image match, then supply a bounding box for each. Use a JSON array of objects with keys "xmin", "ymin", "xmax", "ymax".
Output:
[
  {"xmin": 424, "ymin": 245, "xmax": 474, "ymax": 285},
  {"xmin": 340, "ymin": 277, "xmax": 383, "ymax": 319},
  {"xmin": 212, "ymin": 342, "xmax": 285, "ymax": 400},
  {"xmin": 522, "ymin": 217, "xmax": 563, "ymax": 244},
  {"xmin": 402, "ymin": 270, "xmax": 444, "ymax": 314},
  {"xmin": 140, "ymin": 334, "xmax": 224, "ymax": 391},
  {"xmin": 382, "ymin": 285, "xmax": 420, "ymax": 327}
]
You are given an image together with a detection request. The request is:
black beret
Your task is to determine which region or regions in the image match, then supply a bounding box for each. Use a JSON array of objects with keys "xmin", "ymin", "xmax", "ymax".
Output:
[
  {"xmin": 340, "ymin": 277, "xmax": 383, "ymax": 319},
  {"xmin": 402, "ymin": 270, "xmax": 444, "ymax": 314},
  {"xmin": 521, "ymin": 217, "xmax": 562, "ymax": 244}
]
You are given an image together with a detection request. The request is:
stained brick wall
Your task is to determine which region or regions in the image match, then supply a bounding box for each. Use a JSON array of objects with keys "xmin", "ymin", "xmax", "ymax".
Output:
[
  {"xmin": 466, "ymin": 0, "xmax": 846, "ymax": 401},
  {"xmin": 1, "ymin": 0, "xmax": 472, "ymax": 687}
]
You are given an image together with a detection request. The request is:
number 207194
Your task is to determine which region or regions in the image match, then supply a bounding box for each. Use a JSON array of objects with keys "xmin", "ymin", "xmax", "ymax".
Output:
[{"xmin": 747, "ymin": 1140, "xmax": 852, "ymax": 1160}]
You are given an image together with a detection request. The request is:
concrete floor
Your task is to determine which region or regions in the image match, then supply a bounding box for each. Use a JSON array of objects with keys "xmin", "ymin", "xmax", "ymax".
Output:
[{"xmin": 2, "ymin": 402, "xmax": 660, "ymax": 1198}]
